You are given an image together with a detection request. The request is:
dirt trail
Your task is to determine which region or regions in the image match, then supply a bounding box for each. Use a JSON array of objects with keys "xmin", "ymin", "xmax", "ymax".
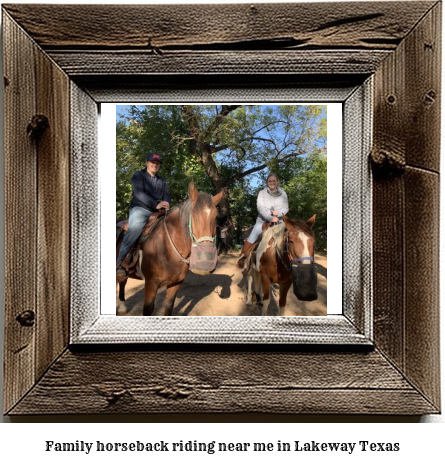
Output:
[{"xmin": 117, "ymin": 251, "xmax": 327, "ymax": 317}]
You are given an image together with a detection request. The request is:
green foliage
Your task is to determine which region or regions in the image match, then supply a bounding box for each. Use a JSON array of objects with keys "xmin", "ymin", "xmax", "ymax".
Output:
[
  {"xmin": 284, "ymin": 151, "xmax": 327, "ymax": 250},
  {"xmin": 116, "ymin": 104, "xmax": 327, "ymax": 249}
]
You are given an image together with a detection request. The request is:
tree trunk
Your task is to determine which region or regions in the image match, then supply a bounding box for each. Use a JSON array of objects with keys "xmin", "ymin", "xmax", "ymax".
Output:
[{"xmin": 200, "ymin": 144, "xmax": 231, "ymax": 216}]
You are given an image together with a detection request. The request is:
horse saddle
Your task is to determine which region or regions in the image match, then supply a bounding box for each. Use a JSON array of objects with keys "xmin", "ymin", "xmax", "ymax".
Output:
[
  {"xmin": 116, "ymin": 210, "xmax": 166, "ymax": 272},
  {"xmin": 117, "ymin": 210, "xmax": 165, "ymax": 238}
]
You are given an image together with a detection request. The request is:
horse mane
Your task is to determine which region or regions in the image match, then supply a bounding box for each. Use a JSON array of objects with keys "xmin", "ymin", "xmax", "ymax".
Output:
[
  {"xmin": 256, "ymin": 219, "xmax": 315, "ymax": 266},
  {"xmin": 256, "ymin": 222, "xmax": 286, "ymax": 265},
  {"xmin": 288, "ymin": 219, "xmax": 315, "ymax": 238}
]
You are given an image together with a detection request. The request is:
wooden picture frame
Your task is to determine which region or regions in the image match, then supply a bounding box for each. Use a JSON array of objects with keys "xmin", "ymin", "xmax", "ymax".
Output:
[{"xmin": 2, "ymin": 2, "xmax": 441, "ymax": 415}]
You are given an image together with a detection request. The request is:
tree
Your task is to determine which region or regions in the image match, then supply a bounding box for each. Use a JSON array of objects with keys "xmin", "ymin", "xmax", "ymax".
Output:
[
  {"xmin": 116, "ymin": 105, "xmax": 209, "ymax": 218},
  {"xmin": 116, "ymin": 104, "xmax": 327, "ymax": 248}
]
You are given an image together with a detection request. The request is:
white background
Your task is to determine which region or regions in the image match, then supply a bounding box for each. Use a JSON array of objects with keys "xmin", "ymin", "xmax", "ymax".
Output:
[
  {"xmin": 101, "ymin": 103, "xmax": 342, "ymax": 314},
  {"xmin": 0, "ymin": 0, "xmax": 444, "ymax": 462}
]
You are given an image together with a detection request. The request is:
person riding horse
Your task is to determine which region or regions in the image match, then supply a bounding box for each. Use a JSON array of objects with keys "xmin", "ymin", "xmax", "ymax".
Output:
[
  {"xmin": 236, "ymin": 173, "xmax": 289, "ymax": 270},
  {"xmin": 116, "ymin": 152, "xmax": 171, "ymax": 280}
]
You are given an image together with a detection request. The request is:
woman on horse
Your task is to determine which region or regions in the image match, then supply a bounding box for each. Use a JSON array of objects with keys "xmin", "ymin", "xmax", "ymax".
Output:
[
  {"xmin": 116, "ymin": 152, "xmax": 171, "ymax": 280},
  {"xmin": 236, "ymin": 173, "xmax": 289, "ymax": 270}
]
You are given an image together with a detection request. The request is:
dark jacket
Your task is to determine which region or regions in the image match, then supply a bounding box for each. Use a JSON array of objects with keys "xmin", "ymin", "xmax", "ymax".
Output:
[{"xmin": 129, "ymin": 169, "xmax": 171, "ymax": 211}]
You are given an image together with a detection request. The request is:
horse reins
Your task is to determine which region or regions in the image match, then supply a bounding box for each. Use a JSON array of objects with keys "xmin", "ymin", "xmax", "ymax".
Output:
[{"xmin": 163, "ymin": 211, "xmax": 190, "ymax": 265}]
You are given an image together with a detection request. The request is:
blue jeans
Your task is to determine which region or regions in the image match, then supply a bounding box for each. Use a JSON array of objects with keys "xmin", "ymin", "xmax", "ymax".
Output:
[
  {"xmin": 117, "ymin": 206, "xmax": 153, "ymax": 265},
  {"xmin": 246, "ymin": 217, "xmax": 265, "ymax": 243}
]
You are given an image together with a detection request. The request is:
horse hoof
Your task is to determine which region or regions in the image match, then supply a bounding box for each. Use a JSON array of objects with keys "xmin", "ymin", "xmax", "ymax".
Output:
[{"xmin": 117, "ymin": 302, "xmax": 128, "ymax": 315}]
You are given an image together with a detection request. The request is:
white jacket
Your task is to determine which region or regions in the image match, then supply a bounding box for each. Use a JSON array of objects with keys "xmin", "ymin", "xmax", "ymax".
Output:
[{"xmin": 256, "ymin": 187, "xmax": 289, "ymax": 222}]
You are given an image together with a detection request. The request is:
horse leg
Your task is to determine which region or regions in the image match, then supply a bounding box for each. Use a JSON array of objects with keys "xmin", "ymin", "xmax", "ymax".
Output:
[
  {"xmin": 253, "ymin": 269, "xmax": 263, "ymax": 312},
  {"xmin": 246, "ymin": 273, "xmax": 253, "ymax": 305},
  {"xmin": 162, "ymin": 283, "xmax": 182, "ymax": 316},
  {"xmin": 118, "ymin": 280, "xmax": 126, "ymax": 301},
  {"xmin": 246, "ymin": 254, "xmax": 254, "ymax": 305},
  {"xmin": 142, "ymin": 280, "xmax": 159, "ymax": 316},
  {"xmin": 260, "ymin": 274, "xmax": 271, "ymax": 316},
  {"xmin": 116, "ymin": 280, "xmax": 128, "ymax": 314},
  {"xmin": 278, "ymin": 280, "xmax": 292, "ymax": 316}
]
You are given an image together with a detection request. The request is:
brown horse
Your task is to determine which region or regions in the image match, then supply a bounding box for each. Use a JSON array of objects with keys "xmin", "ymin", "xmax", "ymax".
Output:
[
  {"xmin": 117, "ymin": 182, "xmax": 223, "ymax": 316},
  {"xmin": 245, "ymin": 215, "xmax": 318, "ymax": 315}
]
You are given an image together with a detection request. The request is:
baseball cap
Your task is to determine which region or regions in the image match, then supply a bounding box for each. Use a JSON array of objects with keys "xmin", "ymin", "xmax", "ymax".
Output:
[{"xmin": 146, "ymin": 153, "xmax": 162, "ymax": 163}]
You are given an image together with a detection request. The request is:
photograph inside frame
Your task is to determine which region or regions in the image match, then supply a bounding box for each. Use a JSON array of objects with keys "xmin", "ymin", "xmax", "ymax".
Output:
[{"xmin": 111, "ymin": 104, "xmax": 333, "ymax": 317}]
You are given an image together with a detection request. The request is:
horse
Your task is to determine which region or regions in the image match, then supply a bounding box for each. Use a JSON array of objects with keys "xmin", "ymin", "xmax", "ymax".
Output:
[
  {"xmin": 244, "ymin": 214, "xmax": 318, "ymax": 316},
  {"xmin": 116, "ymin": 182, "xmax": 223, "ymax": 316}
]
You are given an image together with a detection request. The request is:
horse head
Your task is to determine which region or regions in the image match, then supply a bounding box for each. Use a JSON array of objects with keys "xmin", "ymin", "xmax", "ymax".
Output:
[
  {"xmin": 283, "ymin": 214, "xmax": 318, "ymax": 301},
  {"xmin": 188, "ymin": 182, "xmax": 223, "ymax": 275}
]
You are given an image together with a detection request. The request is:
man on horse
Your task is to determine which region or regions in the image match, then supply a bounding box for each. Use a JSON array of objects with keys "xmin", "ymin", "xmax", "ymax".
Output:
[{"xmin": 116, "ymin": 152, "xmax": 171, "ymax": 280}]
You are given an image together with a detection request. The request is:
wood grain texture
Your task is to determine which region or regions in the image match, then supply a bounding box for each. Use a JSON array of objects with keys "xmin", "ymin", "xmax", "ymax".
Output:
[
  {"xmin": 3, "ymin": 13, "xmax": 38, "ymax": 414},
  {"xmin": 35, "ymin": 36, "xmax": 71, "ymax": 382},
  {"xmin": 2, "ymin": 2, "xmax": 433, "ymax": 80},
  {"xmin": 372, "ymin": 6, "xmax": 408, "ymax": 370},
  {"xmin": 404, "ymin": 168, "xmax": 440, "ymax": 407},
  {"xmin": 372, "ymin": 175, "xmax": 405, "ymax": 366},
  {"xmin": 372, "ymin": 1, "xmax": 441, "ymax": 172},
  {"xmin": 404, "ymin": 2, "xmax": 441, "ymax": 172},
  {"xmin": 8, "ymin": 349, "xmax": 437, "ymax": 415},
  {"xmin": 372, "ymin": 2, "xmax": 441, "ymax": 411},
  {"xmin": 2, "ymin": 2, "xmax": 441, "ymax": 416},
  {"xmin": 46, "ymin": 50, "xmax": 390, "ymax": 76},
  {"xmin": 2, "ymin": 2, "xmax": 435, "ymax": 49},
  {"xmin": 3, "ymin": 11, "xmax": 71, "ymax": 413}
]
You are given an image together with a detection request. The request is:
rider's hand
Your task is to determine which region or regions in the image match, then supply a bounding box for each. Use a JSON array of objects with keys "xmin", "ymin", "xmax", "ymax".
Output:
[
  {"xmin": 156, "ymin": 201, "xmax": 170, "ymax": 211},
  {"xmin": 271, "ymin": 216, "xmax": 279, "ymax": 223}
]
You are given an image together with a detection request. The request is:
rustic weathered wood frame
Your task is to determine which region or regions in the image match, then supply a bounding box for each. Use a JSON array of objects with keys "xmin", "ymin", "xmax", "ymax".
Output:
[{"xmin": 2, "ymin": 2, "xmax": 441, "ymax": 415}]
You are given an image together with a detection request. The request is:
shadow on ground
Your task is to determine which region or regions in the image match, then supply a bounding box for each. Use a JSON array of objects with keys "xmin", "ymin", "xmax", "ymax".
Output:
[{"xmin": 117, "ymin": 252, "xmax": 327, "ymax": 317}]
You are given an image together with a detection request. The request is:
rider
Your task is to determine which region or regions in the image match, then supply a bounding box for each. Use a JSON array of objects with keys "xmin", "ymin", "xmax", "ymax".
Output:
[
  {"xmin": 116, "ymin": 152, "xmax": 171, "ymax": 280},
  {"xmin": 236, "ymin": 173, "xmax": 289, "ymax": 270}
]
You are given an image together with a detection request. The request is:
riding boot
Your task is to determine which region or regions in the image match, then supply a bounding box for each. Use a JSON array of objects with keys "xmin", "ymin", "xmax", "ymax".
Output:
[
  {"xmin": 116, "ymin": 263, "xmax": 128, "ymax": 282},
  {"xmin": 236, "ymin": 240, "xmax": 254, "ymax": 269}
]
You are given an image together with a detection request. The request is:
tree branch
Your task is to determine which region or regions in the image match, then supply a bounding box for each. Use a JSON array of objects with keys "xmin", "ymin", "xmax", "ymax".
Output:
[
  {"xmin": 224, "ymin": 152, "xmax": 306, "ymax": 186},
  {"xmin": 250, "ymin": 120, "xmax": 288, "ymax": 135},
  {"xmin": 210, "ymin": 144, "xmax": 229, "ymax": 153},
  {"xmin": 204, "ymin": 105, "xmax": 241, "ymax": 140}
]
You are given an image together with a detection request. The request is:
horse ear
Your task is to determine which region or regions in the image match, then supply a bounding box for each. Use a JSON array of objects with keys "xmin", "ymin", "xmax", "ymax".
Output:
[
  {"xmin": 306, "ymin": 214, "xmax": 316, "ymax": 229},
  {"xmin": 283, "ymin": 214, "xmax": 292, "ymax": 228},
  {"xmin": 212, "ymin": 191, "xmax": 223, "ymax": 206},
  {"xmin": 188, "ymin": 182, "xmax": 199, "ymax": 203}
]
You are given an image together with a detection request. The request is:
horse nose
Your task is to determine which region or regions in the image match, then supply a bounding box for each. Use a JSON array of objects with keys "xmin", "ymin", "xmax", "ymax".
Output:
[
  {"xmin": 189, "ymin": 241, "xmax": 218, "ymax": 275},
  {"xmin": 292, "ymin": 263, "xmax": 318, "ymax": 301}
]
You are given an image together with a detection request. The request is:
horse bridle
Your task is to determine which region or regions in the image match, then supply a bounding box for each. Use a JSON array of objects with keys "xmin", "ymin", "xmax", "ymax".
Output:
[
  {"xmin": 275, "ymin": 230, "xmax": 314, "ymax": 271},
  {"xmin": 162, "ymin": 211, "xmax": 216, "ymax": 265},
  {"xmin": 188, "ymin": 215, "xmax": 216, "ymax": 245}
]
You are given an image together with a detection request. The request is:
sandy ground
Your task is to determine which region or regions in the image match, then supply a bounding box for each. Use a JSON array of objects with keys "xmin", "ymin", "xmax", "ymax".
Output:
[{"xmin": 117, "ymin": 251, "xmax": 327, "ymax": 317}]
